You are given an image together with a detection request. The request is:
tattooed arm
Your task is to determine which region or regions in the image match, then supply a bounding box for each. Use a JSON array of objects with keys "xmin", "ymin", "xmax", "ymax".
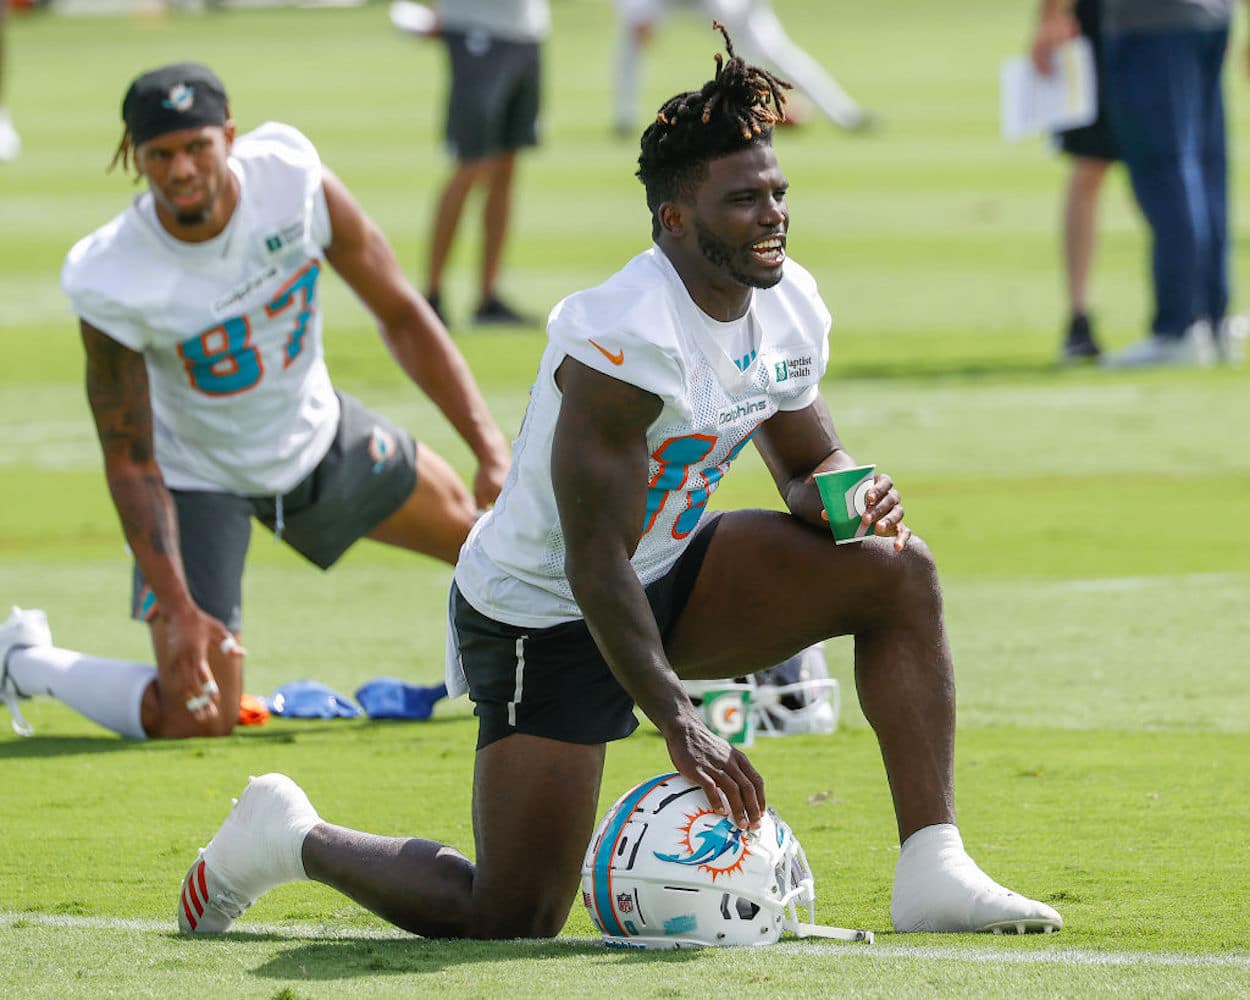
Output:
[{"xmin": 81, "ymin": 320, "xmax": 226, "ymax": 721}]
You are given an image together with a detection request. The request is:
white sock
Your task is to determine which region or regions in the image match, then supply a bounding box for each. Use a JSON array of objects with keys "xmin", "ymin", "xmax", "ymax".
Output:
[
  {"xmin": 7, "ymin": 645, "xmax": 156, "ymax": 740},
  {"xmin": 899, "ymin": 822, "xmax": 963, "ymax": 865}
]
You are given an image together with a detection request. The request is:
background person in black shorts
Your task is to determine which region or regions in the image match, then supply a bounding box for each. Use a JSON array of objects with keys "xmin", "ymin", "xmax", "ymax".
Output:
[
  {"xmin": 424, "ymin": 0, "xmax": 550, "ymax": 327},
  {"xmin": 1032, "ymin": 0, "xmax": 1120, "ymax": 361}
]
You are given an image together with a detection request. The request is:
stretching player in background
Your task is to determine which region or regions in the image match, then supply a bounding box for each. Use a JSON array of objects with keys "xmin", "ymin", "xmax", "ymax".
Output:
[
  {"xmin": 0, "ymin": 63, "xmax": 510, "ymax": 740},
  {"xmin": 172, "ymin": 28, "xmax": 1061, "ymax": 939},
  {"xmin": 612, "ymin": 0, "xmax": 875, "ymax": 135}
]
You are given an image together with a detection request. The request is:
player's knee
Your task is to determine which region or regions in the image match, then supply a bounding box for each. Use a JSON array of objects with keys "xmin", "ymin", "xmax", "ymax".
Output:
[
  {"xmin": 886, "ymin": 535, "xmax": 941, "ymax": 608},
  {"xmin": 472, "ymin": 908, "xmax": 564, "ymax": 940},
  {"xmin": 469, "ymin": 893, "xmax": 570, "ymax": 940}
]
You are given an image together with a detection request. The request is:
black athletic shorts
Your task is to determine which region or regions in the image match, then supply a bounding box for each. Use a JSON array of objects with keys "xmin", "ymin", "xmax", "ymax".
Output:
[
  {"xmin": 131, "ymin": 391, "xmax": 417, "ymax": 632},
  {"xmin": 442, "ymin": 30, "xmax": 542, "ymax": 160},
  {"xmin": 451, "ymin": 513, "xmax": 724, "ymax": 749},
  {"xmin": 1056, "ymin": 0, "xmax": 1120, "ymax": 162}
]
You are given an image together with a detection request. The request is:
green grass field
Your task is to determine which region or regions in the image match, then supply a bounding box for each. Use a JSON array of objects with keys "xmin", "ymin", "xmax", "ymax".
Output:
[{"xmin": 2, "ymin": 1, "xmax": 1249, "ymax": 996}]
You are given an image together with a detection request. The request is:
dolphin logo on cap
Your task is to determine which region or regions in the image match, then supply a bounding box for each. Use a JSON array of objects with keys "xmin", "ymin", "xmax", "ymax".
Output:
[{"xmin": 162, "ymin": 83, "xmax": 196, "ymax": 113}]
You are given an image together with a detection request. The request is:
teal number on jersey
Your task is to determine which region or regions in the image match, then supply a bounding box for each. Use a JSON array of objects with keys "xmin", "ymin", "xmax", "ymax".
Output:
[
  {"xmin": 177, "ymin": 317, "xmax": 264, "ymax": 396},
  {"xmin": 178, "ymin": 258, "xmax": 320, "ymax": 395}
]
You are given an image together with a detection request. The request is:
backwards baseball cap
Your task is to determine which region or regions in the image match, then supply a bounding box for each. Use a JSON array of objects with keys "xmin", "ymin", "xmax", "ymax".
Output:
[{"xmin": 121, "ymin": 62, "xmax": 229, "ymax": 147}]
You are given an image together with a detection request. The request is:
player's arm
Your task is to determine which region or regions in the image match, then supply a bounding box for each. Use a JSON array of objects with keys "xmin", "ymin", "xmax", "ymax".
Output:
[
  {"xmin": 80, "ymin": 320, "xmax": 229, "ymax": 718},
  {"xmin": 552, "ymin": 356, "xmax": 763, "ymax": 828},
  {"xmin": 755, "ymin": 397, "xmax": 910, "ymax": 550},
  {"xmin": 320, "ymin": 168, "xmax": 510, "ymax": 509}
]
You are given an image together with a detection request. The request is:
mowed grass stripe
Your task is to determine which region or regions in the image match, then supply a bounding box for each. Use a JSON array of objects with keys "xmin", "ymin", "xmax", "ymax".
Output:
[{"xmin": 5, "ymin": 913, "xmax": 1250, "ymax": 968}]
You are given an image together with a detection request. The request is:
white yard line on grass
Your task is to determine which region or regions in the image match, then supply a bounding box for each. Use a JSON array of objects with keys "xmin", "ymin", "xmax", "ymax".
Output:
[{"xmin": 3, "ymin": 912, "xmax": 1248, "ymax": 968}]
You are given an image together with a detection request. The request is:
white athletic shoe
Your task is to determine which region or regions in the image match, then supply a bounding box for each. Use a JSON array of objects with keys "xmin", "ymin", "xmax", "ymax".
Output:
[
  {"xmin": 0, "ymin": 606, "xmax": 52, "ymax": 737},
  {"xmin": 1215, "ymin": 315, "xmax": 1248, "ymax": 366},
  {"xmin": 890, "ymin": 824, "xmax": 1063, "ymax": 934},
  {"xmin": 1102, "ymin": 322, "xmax": 1216, "ymax": 369},
  {"xmin": 177, "ymin": 773, "xmax": 321, "ymax": 934}
]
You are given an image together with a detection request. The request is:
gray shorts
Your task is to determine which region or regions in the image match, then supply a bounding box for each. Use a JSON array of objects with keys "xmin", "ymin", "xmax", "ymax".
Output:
[
  {"xmin": 442, "ymin": 30, "xmax": 542, "ymax": 160},
  {"xmin": 451, "ymin": 514, "xmax": 723, "ymax": 750},
  {"xmin": 131, "ymin": 392, "xmax": 417, "ymax": 632}
]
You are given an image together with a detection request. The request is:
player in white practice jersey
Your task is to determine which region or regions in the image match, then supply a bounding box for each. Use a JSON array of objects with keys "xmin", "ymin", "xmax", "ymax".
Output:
[
  {"xmin": 171, "ymin": 32, "xmax": 1061, "ymax": 938},
  {"xmin": 0, "ymin": 63, "xmax": 510, "ymax": 741}
]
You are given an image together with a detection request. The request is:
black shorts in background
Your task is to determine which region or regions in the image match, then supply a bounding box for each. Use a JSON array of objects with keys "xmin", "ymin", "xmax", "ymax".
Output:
[
  {"xmin": 442, "ymin": 30, "xmax": 542, "ymax": 161},
  {"xmin": 1056, "ymin": 0, "xmax": 1121, "ymax": 162}
]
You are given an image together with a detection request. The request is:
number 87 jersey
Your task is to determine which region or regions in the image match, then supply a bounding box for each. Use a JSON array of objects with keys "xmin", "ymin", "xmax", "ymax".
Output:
[
  {"xmin": 61, "ymin": 122, "xmax": 340, "ymax": 497},
  {"xmin": 454, "ymin": 245, "xmax": 831, "ymax": 630}
]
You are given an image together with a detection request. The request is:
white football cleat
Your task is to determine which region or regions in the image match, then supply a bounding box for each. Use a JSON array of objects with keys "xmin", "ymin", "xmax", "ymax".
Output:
[
  {"xmin": 890, "ymin": 824, "xmax": 1063, "ymax": 934},
  {"xmin": 0, "ymin": 606, "xmax": 52, "ymax": 737},
  {"xmin": 178, "ymin": 773, "xmax": 321, "ymax": 934}
]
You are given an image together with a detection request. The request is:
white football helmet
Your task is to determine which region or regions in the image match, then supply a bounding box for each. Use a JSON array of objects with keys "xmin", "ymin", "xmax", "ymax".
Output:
[
  {"xmin": 685, "ymin": 644, "xmax": 840, "ymax": 737},
  {"xmin": 581, "ymin": 772, "xmax": 872, "ymax": 949}
]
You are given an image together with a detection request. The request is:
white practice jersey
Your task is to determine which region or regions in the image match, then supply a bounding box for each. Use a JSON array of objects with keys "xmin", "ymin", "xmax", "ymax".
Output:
[
  {"xmin": 61, "ymin": 122, "xmax": 338, "ymax": 496},
  {"xmin": 454, "ymin": 246, "xmax": 831, "ymax": 630}
]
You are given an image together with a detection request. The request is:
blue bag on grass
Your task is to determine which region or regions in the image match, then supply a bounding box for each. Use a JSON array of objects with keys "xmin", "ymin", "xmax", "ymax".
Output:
[
  {"xmin": 266, "ymin": 680, "xmax": 362, "ymax": 719},
  {"xmin": 354, "ymin": 678, "xmax": 448, "ymax": 720}
]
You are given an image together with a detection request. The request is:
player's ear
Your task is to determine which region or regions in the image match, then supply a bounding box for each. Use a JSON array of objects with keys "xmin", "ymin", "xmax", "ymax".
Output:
[
  {"xmin": 658, "ymin": 200, "xmax": 687, "ymax": 238},
  {"xmin": 222, "ymin": 120, "xmax": 236, "ymax": 151}
]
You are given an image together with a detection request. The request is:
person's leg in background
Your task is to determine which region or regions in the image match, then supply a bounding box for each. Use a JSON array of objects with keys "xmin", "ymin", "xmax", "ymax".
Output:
[
  {"xmin": 1103, "ymin": 29, "xmax": 1214, "ymax": 366},
  {"xmin": 1059, "ymin": 156, "xmax": 1112, "ymax": 360},
  {"xmin": 1195, "ymin": 29, "xmax": 1237, "ymax": 361}
]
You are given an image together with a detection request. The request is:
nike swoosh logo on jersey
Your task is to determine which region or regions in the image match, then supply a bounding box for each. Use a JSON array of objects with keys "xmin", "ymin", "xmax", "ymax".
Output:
[{"xmin": 588, "ymin": 339, "xmax": 625, "ymax": 366}]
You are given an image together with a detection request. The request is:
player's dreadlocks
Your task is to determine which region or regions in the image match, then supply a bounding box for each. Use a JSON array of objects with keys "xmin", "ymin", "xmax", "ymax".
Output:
[
  {"xmin": 636, "ymin": 22, "xmax": 791, "ymax": 239},
  {"xmin": 108, "ymin": 128, "xmax": 140, "ymax": 177}
]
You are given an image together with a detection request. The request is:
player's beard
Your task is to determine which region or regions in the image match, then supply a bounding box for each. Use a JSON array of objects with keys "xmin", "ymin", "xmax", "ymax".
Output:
[
  {"xmin": 695, "ymin": 219, "xmax": 783, "ymax": 289},
  {"xmin": 167, "ymin": 183, "xmax": 219, "ymax": 229},
  {"xmin": 174, "ymin": 208, "xmax": 211, "ymax": 227}
]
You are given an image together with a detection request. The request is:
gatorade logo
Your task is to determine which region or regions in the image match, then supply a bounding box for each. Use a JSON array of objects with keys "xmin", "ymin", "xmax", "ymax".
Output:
[{"xmin": 708, "ymin": 693, "xmax": 746, "ymax": 736}]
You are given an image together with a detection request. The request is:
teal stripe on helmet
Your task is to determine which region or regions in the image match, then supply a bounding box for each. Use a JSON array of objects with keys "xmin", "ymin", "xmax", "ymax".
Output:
[{"xmin": 592, "ymin": 772, "xmax": 676, "ymax": 938}]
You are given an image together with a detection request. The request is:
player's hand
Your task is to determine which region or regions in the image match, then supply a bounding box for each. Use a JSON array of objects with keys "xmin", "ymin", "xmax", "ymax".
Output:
[
  {"xmin": 1030, "ymin": 11, "xmax": 1078, "ymax": 75},
  {"xmin": 163, "ymin": 608, "xmax": 240, "ymax": 722},
  {"xmin": 862, "ymin": 472, "xmax": 912, "ymax": 552},
  {"xmin": 473, "ymin": 436, "xmax": 511, "ymax": 510},
  {"xmin": 663, "ymin": 711, "xmax": 765, "ymax": 830}
]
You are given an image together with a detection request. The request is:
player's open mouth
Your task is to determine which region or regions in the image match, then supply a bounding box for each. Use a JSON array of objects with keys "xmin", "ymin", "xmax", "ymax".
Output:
[{"xmin": 750, "ymin": 236, "xmax": 786, "ymax": 266}]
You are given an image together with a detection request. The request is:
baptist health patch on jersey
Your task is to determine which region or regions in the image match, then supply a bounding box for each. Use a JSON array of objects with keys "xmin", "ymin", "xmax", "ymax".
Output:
[
  {"xmin": 61, "ymin": 122, "xmax": 339, "ymax": 497},
  {"xmin": 452, "ymin": 246, "xmax": 832, "ymax": 632}
]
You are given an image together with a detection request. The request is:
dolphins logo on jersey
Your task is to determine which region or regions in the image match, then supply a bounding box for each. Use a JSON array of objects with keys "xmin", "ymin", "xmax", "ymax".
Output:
[
  {"xmin": 162, "ymin": 84, "xmax": 196, "ymax": 113},
  {"xmin": 653, "ymin": 808, "xmax": 750, "ymax": 880}
]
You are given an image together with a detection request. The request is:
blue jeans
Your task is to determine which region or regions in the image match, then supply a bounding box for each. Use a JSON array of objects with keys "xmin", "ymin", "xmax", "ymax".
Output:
[{"xmin": 1103, "ymin": 28, "xmax": 1229, "ymax": 337}]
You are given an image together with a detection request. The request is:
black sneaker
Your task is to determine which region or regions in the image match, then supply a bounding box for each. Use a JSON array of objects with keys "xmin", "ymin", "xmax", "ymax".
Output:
[
  {"xmin": 425, "ymin": 291, "xmax": 448, "ymax": 328},
  {"xmin": 473, "ymin": 295, "xmax": 534, "ymax": 327},
  {"xmin": 1060, "ymin": 313, "xmax": 1101, "ymax": 362}
]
